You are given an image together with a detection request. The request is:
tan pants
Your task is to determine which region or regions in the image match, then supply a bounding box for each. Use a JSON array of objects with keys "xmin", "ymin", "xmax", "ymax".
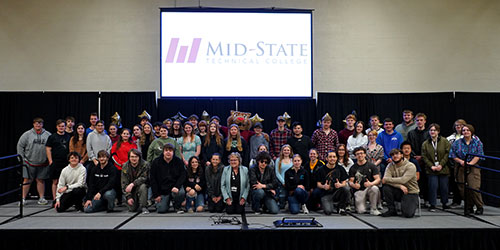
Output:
[
  {"xmin": 354, "ymin": 186, "xmax": 380, "ymax": 213},
  {"xmin": 456, "ymin": 165, "xmax": 484, "ymax": 209}
]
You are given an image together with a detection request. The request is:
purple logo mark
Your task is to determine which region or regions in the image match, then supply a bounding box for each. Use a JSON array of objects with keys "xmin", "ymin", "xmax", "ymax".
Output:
[{"xmin": 165, "ymin": 38, "xmax": 202, "ymax": 63}]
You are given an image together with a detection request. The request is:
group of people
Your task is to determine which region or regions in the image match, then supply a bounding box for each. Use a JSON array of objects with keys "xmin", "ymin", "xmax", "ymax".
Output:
[{"xmin": 16, "ymin": 110, "xmax": 484, "ymax": 217}]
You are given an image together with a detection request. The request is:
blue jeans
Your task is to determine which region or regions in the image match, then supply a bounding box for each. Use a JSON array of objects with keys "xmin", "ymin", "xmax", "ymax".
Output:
[
  {"xmin": 288, "ymin": 188, "xmax": 309, "ymax": 214},
  {"xmin": 156, "ymin": 189, "xmax": 186, "ymax": 213},
  {"xmin": 251, "ymin": 189, "xmax": 279, "ymax": 214},
  {"xmin": 428, "ymin": 175, "xmax": 449, "ymax": 206},
  {"xmin": 186, "ymin": 192, "xmax": 205, "ymax": 211},
  {"xmin": 84, "ymin": 189, "xmax": 116, "ymax": 213},
  {"xmin": 277, "ymin": 185, "xmax": 287, "ymax": 209}
]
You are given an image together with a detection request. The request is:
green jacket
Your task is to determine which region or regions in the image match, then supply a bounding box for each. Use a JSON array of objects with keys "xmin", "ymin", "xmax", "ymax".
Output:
[
  {"xmin": 421, "ymin": 136, "xmax": 451, "ymax": 176},
  {"xmin": 121, "ymin": 159, "xmax": 150, "ymax": 200},
  {"xmin": 147, "ymin": 137, "xmax": 182, "ymax": 162}
]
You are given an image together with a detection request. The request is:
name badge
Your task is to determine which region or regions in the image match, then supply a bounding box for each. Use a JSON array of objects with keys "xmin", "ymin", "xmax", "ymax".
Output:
[{"xmin": 231, "ymin": 186, "xmax": 238, "ymax": 192}]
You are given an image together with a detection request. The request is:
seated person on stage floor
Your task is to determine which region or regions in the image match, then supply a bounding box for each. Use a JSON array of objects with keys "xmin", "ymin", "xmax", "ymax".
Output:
[
  {"xmin": 249, "ymin": 151, "xmax": 279, "ymax": 214},
  {"xmin": 382, "ymin": 148, "xmax": 420, "ymax": 218},
  {"xmin": 348, "ymin": 147, "xmax": 381, "ymax": 216},
  {"xmin": 150, "ymin": 143, "xmax": 186, "ymax": 213},
  {"xmin": 121, "ymin": 148, "xmax": 150, "ymax": 214},
  {"xmin": 17, "ymin": 117, "xmax": 51, "ymax": 206},
  {"xmin": 221, "ymin": 152, "xmax": 250, "ymax": 215},
  {"xmin": 84, "ymin": 150, "xmax": 118, "ymax": 213},
  {"xmin": 54, "ymin": 152, "xmax": 87, "ymax": 212},
  {"xmin": 285, "ymin": 154, "xmax": 310, "ymax": 214},
  {"xmin": 205, "ymin": 153, "xmax": 225, "ymax": 213},
  {"xmin": 305, "ymin": 148, "xmax": 325, "ymax": 211},
  {"xmin": 184, "ymin": 156, "xmax": 206, "ymax": 213},
  {"xmin": 314, "ymin": 151, "xmax": 350, "ymax": 215}
]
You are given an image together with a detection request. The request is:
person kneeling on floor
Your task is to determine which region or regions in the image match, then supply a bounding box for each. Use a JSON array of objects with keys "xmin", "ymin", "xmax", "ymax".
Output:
[
  {"xmin": 349, "ymin": 147, "xmax": 381, "ymax": 216},
  {"xmin": 121, "ymin": 148, "xmax": 150, "ymax": 214},
  {"xmin": 381, "ymin": 148, "xmax": 420, "ymax": 218},
  {"xmin": 54, "ymin": 151, "xmax": 86, "ymax": 212},
  {"xmin": 84, "ymin": 150, "xmax": 118, "ymax": 213}
]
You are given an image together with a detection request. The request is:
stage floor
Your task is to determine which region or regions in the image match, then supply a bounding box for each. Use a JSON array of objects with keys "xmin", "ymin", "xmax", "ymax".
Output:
[{"xmin": 1, "ymin": 201, "xmax": 500, "ymax": 231}]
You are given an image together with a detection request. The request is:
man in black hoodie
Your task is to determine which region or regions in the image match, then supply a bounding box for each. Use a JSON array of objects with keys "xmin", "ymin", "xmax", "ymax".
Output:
[
  {"xmin": 84, "ymin": 150, "xmax": 117, "ymax": 213},
  {"xmin": 151, "ymin": 143, "xmax": 186, "ymax": 213}
]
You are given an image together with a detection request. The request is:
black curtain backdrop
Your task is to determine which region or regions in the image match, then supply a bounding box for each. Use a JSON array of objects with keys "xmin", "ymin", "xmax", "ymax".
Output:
[
  {"xmin": 316, "ymin": 92, "xmax": 456, "ymax": 136},
  {"xmin": 100, "ymin": 92, "xmax": 157, "ymax": 129},
  {"xmin": 157, "ymin": 98, "xmax": 236, "ymax": 123},
  {"xmin": 0, "ymin": 92, "xmax": 98, "ymax": 204},
  {"xmin": 238, "ymin": 98, "xmax": 317, "ymax": 136}
]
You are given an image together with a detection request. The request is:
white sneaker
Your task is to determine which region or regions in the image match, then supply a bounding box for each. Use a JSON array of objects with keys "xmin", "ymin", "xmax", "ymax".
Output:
[
  {"xmin": 302, "ymin": 204, "xmax": 309, "ymax": 214},
  {"xmin": 370, "ymin": 209, "xmax": 382, "ymax": 216},
  {"xmin": 142, "ymin": 207, "xmax": 150, "ymax": 214},
  {"xmin": 38, "ymin": 197, "xmax": 48, "ymax": 205},
  {"xmin": 18, "ymin": 198, "xmax": 27, "ymax": 206}
]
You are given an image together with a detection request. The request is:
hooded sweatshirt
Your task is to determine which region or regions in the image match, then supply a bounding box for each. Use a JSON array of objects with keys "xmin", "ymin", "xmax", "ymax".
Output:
[{"xmin": 17, "ymin": 128, "xmax": 51, "ymax": 166}]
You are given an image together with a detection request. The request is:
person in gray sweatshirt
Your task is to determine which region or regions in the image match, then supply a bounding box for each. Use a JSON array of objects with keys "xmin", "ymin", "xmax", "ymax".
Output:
[
  {"xmin": 17, "ymin": 117, "xmax": 52, "ymax": 205},
  {"xmin": 86, "ymin": 120, "xmax": 112, "ymax": 167}
]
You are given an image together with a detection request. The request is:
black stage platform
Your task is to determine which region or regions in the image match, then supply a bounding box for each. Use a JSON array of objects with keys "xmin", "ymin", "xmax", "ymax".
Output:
[{"xmin": 1, "ymin": 201, "xmax": 499, "ymax": 250}]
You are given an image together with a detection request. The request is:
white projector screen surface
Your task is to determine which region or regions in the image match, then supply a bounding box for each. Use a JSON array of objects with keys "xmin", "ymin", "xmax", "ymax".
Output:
[{"xmin": 160, "ymin": 9, "xmax": 312, "ymax": 98}]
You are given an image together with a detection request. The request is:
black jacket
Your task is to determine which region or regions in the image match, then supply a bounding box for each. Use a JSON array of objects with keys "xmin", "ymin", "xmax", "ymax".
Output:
[
  {"xmin": 86, "ymin": 162, "xmax": 117, "ymax": 200},
  {"xmin": 150, "ymin": 155, "xmax": 186, "ymax": 198},
  {"xmin": 249, "ymin": 165, "xmax": 279, "ymax": 191}
]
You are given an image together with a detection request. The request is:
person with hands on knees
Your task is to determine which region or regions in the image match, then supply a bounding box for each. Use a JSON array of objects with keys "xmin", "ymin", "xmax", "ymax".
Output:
[
  {"xmin": 84, "ymin": 150, "xmax": 117, "ymax": 213},
  {"xmin": 349, "ymin": 147, "xmax": 381, "ymax": 215},
  {"xmin": 381, "ymin": 148, "xmax": 420, "ymax": 218},
  {"xmin": 285, "ymin": 154, "xmax": 310, "ymax": 214},
  {"xmin": 121, "ymin": 149, "xmax": 150, "ymax": 214},
  {"xmin": 249, "ymin": 151, "xmax": 279, "ymax": 214},
  {"xmin": 54, "ymin": 152, "xmax": 86, "ymax": 212},
  {"xmin": 184, "ymin": 156, "xmax": 206, "ymax": 213},
  {"xmin": 315, "ymin": 151, "xmax": 350, "ymax": 215},
  {"xmin": 205, "ymin": 153, "xmax": 225, "ymax": 213},
  {"xmin": 150, "ymin": 143, "xmax": 186, "ymax": 213}
]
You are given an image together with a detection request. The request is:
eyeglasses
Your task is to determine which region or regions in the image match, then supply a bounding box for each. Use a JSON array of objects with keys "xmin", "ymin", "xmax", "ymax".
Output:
[{"xmin": 259, "ymin": 160, "xmax": 269, "ymax": 164}]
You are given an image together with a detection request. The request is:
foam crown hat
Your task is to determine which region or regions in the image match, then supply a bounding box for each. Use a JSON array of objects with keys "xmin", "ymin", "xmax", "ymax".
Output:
[
  {"xmin": 138, "ymin": 110, "xmax": 151, "ymax": 121},
  {"xmin": 111, "ymin": 112, "xmax": 122, "ymax": 128},
  {"xmin": 322, "ymin": 113, "xmax": 333, "ymax": 122},
  {"xmin": 282, "ymin": 112, "xmax": 292, "ymax": 128},
  {"xmin": 172, "ymin": 112, "xmax": 187, "ymax": 121},
  {"xmin": 201, "ymin": 110, "xmax": 210, "ymax": 122},
  {"xmin": 250, "ymin": 113, "xmax": 264, "ymax": 124}
]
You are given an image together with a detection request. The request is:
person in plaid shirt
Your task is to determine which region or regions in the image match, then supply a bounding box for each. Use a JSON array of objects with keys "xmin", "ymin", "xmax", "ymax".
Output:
[
  {"xmin": 312, "ymin": 113, "xmax": 339, "ymax": 161},
  {"xmin": 269, "ymin": 116, "xmax": 292, "ymax": 160}
]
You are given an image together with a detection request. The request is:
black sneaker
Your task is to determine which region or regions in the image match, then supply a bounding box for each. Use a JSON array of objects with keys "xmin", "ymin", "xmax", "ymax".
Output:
[
  {"xmin": 442, "ymin": 204, "xmax": 451, "ymax": 210},
  {"xmin": 428, "ymin": 205, "xmax": 436, "ymax": 212},
  {"xmin": 475, "ymin": 207, "xmax": 484, "ymax": 215},
  {"xmin": 381, "ymin": 210, "xmax": 397, "ymax": 217}
]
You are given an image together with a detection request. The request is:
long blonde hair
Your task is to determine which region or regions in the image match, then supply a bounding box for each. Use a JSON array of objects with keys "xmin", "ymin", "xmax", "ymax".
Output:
[
  {"xmin": 226, "ymin": 124, "xmax": 243, "ymax": 151},
  {"xmin": 277, "ymin": 144, "xmax": 293, "ymax": 172}
]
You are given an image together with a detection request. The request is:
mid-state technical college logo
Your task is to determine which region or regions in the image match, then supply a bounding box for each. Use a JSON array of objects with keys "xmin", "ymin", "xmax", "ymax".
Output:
[
  {"xmin": 165, "ymin": 38, "xmax": 202, "ymax": 63},
  {"xmin": 165, "ymin": 37, "xmax": 309, "ymax": 65}
]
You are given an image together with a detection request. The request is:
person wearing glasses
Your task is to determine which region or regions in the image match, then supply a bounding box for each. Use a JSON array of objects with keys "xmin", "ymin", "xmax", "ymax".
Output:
[
  {"xmin": 449, "ymin": 124, "xmax": 484, "ymax": 215},
  {"xmin": 249, "ymin": 151, "xmax": 279, "ymax": 214},
  {"xmin": 348, "ymin": 147, "xmax": 381, "ymax": 215},
  {"xmin": 221, "ymin": 152, "xmax": 249, "ymax": 214}
]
